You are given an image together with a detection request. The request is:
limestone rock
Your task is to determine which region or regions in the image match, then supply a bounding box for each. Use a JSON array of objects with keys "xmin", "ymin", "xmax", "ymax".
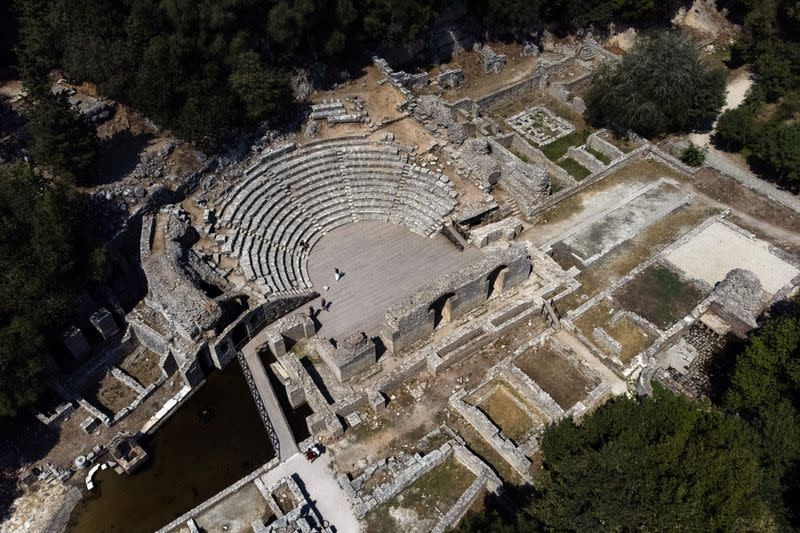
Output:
[{"xmin": 711, "ymin": 268, "xmax": 764, "ymax": 327}]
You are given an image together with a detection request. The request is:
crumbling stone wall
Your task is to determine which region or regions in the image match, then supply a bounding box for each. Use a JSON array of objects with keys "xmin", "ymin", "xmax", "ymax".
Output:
[
  {"xmin": 315, "ymin": 332, "xmax": 377, "ymax": 382},
  {"xmin": 210, "ymin": 292, "xmax": 317, "ymax": 369},
  {"xmin": 141, "ymin": 210, "xmax": 226, "ymax": 341},
  {"xmin": 382, "ymin": 244, "xmax": 532, "ymax": 353}
]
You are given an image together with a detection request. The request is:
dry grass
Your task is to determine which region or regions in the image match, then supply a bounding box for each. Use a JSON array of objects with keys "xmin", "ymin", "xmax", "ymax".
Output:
[
  {"xmin": 478, "ymin": 388, "xmax": 535, "ymax": 444},
  {"xmin": 574, "ymin": 303, "xmax": 655, "ymax": 364},
  {"xmin": 119, "ymin": 349, "xmax": 163, "ymax": 386},
  {"xmin": 514, "ymin": 343, "xmax": 598, "ymax": 410},
  {"xmin": 555, "ymin": 203, "xmax": 719, "ymax": 313},
  {"xmin": 450, "ymin": 418, "xmax": 524, "ymax": 486},
  {"xmin": 364, "ymin": 457, "xmax": 475, "ymax": 532},
  {"xmin": 533, "ymin": 159, "xmax": 676, "ymax": 226},
  {"xmin": 84, "ymin": 371, "xmax": 137, "ymax": 414}
]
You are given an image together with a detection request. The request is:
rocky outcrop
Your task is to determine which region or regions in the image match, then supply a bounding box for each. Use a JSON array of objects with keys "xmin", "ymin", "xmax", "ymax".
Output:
[{"xmin": 711, "ymin": 269, "xmax": 764, "ymax": 327}]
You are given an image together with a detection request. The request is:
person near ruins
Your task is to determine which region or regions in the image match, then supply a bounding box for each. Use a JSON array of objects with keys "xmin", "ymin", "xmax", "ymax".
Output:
[
  {"xmin": 321, "ymin": 298, "xmax": 327, "ymax": 310},
  {"xmin": 334, "ymin": 268, "xmax": 342, "ymax": 281},
  {"xmin": 308, "ymin": 305, "xmax": 315, "ymax": 317}
]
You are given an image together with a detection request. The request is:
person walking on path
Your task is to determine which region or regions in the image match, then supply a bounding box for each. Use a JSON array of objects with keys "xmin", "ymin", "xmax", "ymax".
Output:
[{"xmin": 334, "ymin": 268, "xmax": 343, "ymax": 281}]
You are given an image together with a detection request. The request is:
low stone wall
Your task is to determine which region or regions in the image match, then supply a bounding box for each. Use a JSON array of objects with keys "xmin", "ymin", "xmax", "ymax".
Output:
[
  {"xmin": 210, "ymin": 292, "xmax": 316, "ymax": 369},
  {"xmin": 567, "ymin": 145, "xmax": 604, "ymax": 173},
  {"xmin": 474, "ymin": 55, "xmax": 576, "ymax": 111},
  {"xmin": 449, "ymin": 389, "xmax": 532, "ymax": 477},
  {"xmin": 339, "ymin": 433, "xmax": 501, "ymax": 520},
  {"xmin": 155, "ymin": 459, "xmax": 279, "ymax": 533},
  {"xmin": 469, "ymin": 216, "xmax": 523, "ymax": 247}
]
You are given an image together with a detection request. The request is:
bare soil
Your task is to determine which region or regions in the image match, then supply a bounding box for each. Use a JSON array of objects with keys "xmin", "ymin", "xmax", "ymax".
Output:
[
  {"xmin": 83, "ymin": 370, "xmax": 137, "ymax": 415},
  {"xmin": 514, "ymin": 343, "xmax": 598, "ymax": 410},
  {"xmin": 435, "ymin": 42, "xmax": 538, "ymax": 101},
  {"xmin": 119, "ymin": 349, "xmax": 163, "ymax": 387},
  {"xmin": 273, "ymin": 483, "xmax": 297, "ymax": 515}
]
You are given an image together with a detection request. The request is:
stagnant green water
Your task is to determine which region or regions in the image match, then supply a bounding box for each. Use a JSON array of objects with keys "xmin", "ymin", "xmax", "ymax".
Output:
[{"xmin": 66, "ymin": 365, "xmax": 274, "ymax": 533}]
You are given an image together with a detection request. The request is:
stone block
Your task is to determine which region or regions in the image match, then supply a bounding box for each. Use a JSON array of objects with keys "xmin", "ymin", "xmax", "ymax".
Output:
[
  {"xmin": 90, "ymin": 307, "xmax": 119, "ymax": 340},
  {"xmin": 63, "ymin": 326, "xmax": 90, "ymax": 360}
]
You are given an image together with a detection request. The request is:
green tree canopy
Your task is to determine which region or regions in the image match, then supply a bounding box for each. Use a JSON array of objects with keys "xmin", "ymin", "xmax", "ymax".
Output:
[
  {"xmin": 533, "ymin": 386, "xmax": 769, "ymax": 531},
  {"xmin": 0, "ymin": 163, "xmax": 92, "ymax": 416},
  {"xmin": 586, "ymin": 31, "xmax": 726, "ymax": 137},
  {"xmin": 725, "ymin": 314, "xmax": 800, "ymax": 527},
  {"xmin": 24, "ymin": 91, "xmax": 98, "ymax": 182}
]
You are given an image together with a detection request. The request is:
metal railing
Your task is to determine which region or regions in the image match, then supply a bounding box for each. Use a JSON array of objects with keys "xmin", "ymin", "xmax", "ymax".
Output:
[{"xmin": 237, "ymin": 349, "xmax": 281, "ymax": 460}]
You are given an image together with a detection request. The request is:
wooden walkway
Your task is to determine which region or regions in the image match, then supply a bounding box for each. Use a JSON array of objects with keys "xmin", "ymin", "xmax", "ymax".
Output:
[
  {"xmin": 240, "ymin": 329, "xmax": 298, "ymax": 460},
  {"xmin": 308, "ymin": 221, "xmax": 480, "ymax": 341}
]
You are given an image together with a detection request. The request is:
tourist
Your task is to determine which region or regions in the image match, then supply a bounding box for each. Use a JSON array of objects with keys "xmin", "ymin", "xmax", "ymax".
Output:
[
  {"xmin": 334, "ymin": 268, "xmax": 342, "ymax": 281},
  {"xmin": 321, "ymin": 298, "xmax": 327, "ymax": 310},
  {"xmin": 308, "ymin": 305, "xmax": 314, "ymax": 317}
]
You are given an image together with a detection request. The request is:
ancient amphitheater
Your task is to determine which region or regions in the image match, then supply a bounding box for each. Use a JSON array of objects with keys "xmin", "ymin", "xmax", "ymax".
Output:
[
  {"xmin": 51, "ymin": 35, "xmax": 800, "ymax": 533},
  {"xmin": 214, "ymin": 137, "xmax": 458, "ymax": 296}
]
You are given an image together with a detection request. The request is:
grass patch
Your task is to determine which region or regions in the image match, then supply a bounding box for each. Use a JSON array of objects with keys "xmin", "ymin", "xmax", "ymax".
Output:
[
  {"xmin": 614, "ymin": 264, "xmax": 705, "ymax": 330},
  {"xmin": 477, "ymin": 388, "xmax": 535, "ymax": 444},
  {"xmin": 549, "ymin": 204, "xmax": 718, "ymax": 313},
  {"xmin": 541, "ymin": 130, "xmax": 589, "ymax": 161},
  {"xmin": 584, "ymin": 145, "xmax": 612, "ymax": 164},
  {"xmin": 557, "ymin": 157, "xmax": 591, "ymax": 180},
  {"xmin": 364, "ymin": 457, "xmax": 475, "ymax": 532}
]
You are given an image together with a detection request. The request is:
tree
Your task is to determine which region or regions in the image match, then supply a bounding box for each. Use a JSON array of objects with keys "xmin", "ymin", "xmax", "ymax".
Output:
[
  {"xmin": 25, "ymin": 91, "xmax": 98, "ymax": 182},
  {"xmin": 473, "ymin": 0, "xmax": 541, "ymax": 36},
  {"xmin": 229, "ymin": 51, "xmax": 293, "ymax": 123},
  {"xmin": 725, "ymin": 315, "xmax": 800, "ymax": 527},
  {"xmin": 680, "ymin": 141, "xmax": 707, "ymax": 167},
  {"xmin": 586, "ymin": 31, "xmax": 726, "ymax": 137},
  {"xmin": 533, "ymin": 386, "xmax": 769, "ymax": 531},
  {"xmin": 0, "ymin": 163, "xmax": 91, "ymax": 416},
  {"xmin": 752, "ymin": 122, "xmax": 800, "ymax": 183},
  {"xmin": 715, "ymin": 105, "xmax": 758, "ymax": 150},
  {"xmin": 362, "ymin": 0, "xmax": 434, "ymax": 46}
]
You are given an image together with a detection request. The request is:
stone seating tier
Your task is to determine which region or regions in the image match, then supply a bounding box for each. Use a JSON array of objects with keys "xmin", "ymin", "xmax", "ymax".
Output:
[{"xmin": 214, "ymin": 139, "xmax": 458, "ymax": 295}]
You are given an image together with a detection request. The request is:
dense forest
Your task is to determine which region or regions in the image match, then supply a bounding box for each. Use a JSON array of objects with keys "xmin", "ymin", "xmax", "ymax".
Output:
[{"xmin": 9, "ymin": 0, "xmax": 683, "ymax": 144}]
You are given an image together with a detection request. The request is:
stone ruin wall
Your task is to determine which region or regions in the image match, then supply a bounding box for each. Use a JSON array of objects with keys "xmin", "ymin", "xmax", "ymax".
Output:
[
  {"xmin": 382, "ymin": 243, "xmax": 533, "ymax": 353},
  {"xmin": 209, "ymin": 292, "xmax": 317, "ymax": 369}
]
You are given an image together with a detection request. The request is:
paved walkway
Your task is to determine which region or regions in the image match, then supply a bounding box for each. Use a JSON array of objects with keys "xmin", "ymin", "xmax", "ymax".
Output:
[
  {"xmin": 241, "ymin": 331, "xmax": 299, "ymax": 460},
  {"xmin": 260, "ymin": 453, "xmax": 360, "ymax": 533},
  {"xmin": 308, "ymin": 221, "xmax": 480, "ymax": 341}
]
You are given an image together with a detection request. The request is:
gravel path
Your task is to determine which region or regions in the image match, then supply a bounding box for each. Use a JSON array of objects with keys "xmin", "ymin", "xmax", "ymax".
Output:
[{"xmin": 260, "ymin": 453, "xmax": 360, "ymax": 532}]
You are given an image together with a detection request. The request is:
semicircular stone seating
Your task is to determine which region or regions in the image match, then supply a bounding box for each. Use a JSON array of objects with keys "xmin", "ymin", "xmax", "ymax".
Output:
[{"xmin": 214, "ymin": 137, "xmax": 459, "ymax": 295}]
